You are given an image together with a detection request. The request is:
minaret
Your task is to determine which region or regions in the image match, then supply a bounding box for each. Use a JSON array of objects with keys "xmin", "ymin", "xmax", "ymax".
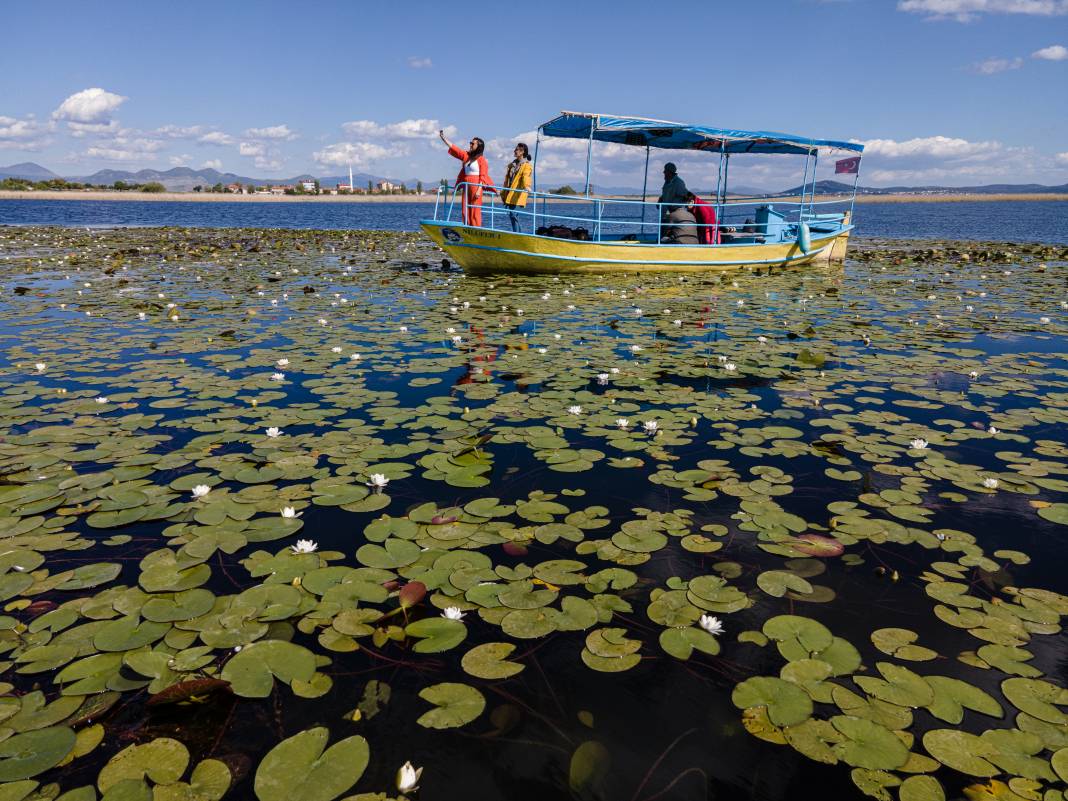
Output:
[{"xmin": 349, "ymin": 165, "xmax": 353, "ymax": 192}]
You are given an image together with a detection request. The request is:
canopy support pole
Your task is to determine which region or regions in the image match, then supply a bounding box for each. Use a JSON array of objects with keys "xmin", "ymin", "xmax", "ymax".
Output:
[
  {"xmin": 584, "ymin": 124, "xmax": 594, "ymax": 197},
  {"xmin": 533, "ymin": 129, "xmax": 541, "ymax": 233},
  {"xmin": 640, "ymin": 145, "xmax": 650, "ymax": 235},
  {"xmin": 849, "ymin": 158, "xmax": 862, "ymax": 222},
  {"xmin": 798, "ymin": 150, "xmax": 811, "ymax": 221},
  {"xmin": 809, "ymin": 151, "xmax": 819, "ymax": 218}
]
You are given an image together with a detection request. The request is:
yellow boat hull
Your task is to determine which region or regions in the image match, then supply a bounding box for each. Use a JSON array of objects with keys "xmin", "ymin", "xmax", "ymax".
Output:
[{"xmin": 421, "ymin": 221, "xmax": 851, "ymax": 274}]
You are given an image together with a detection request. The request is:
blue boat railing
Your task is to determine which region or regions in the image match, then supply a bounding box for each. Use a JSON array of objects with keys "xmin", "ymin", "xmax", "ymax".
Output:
[{"xmin": 431, "ymin": 183, "xmax": 852, "ymax": 244}]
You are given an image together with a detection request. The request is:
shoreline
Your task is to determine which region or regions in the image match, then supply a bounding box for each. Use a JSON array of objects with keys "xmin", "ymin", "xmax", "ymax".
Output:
[{"xmin": 1, "ymin": 190, "xmax": 1066, "ymax": 204}]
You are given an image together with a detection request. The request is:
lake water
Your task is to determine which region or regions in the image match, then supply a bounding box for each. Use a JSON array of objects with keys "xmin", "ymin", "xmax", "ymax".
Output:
[
  {"xmin": 1, "ymin": 226, "xmax": 1068, "ymax": 801},
  {"xmin": 1, "ymin": 198, "xmax": 1067, "ymax": 243}
]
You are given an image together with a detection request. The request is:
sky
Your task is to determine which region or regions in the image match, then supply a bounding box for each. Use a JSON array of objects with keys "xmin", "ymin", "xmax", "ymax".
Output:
[{"xmin": 1, "ymin": 0, "xmax": 1067, "ymax": 190}]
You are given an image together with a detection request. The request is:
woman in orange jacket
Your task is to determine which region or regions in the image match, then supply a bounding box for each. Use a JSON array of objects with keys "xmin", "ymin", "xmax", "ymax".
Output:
[{"xmin": 439, "ymin": 130, "xmax": 494, "ymax": 227}]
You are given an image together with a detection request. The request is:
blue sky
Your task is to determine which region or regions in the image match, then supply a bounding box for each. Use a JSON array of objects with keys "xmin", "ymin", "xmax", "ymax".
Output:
[{"xmin": 1, "ymin": 0, "xmax": 1066, "ymax": 189}]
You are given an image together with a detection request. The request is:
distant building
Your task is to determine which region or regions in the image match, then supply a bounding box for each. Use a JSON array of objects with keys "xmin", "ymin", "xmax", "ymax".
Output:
[
  {"xmin": 320, "ymin": 187, "xmax": 338, "ymax": 195},
  {"xmin": 336, "ymin": 183, "xmax": 352, "ymax": 193},
  {"xmin": 269, "ymin": 185, "xmax": 287, "ymax": 195},
  {"xmin": 376, "ymin": 180, "xmax": 397, "ymax": 192},
  {"xmin": 226, "ymin": 183, "xmax": 243, "ymax": 194},
  {"xmin": 300, "ymin": 180, "xmax": 316, "ymax": 192}
]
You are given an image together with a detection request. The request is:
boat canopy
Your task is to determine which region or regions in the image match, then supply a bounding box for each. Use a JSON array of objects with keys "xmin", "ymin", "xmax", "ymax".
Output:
[{"xmin": 540, "ymin": 111, "xmax": 864, "ymax": 156}]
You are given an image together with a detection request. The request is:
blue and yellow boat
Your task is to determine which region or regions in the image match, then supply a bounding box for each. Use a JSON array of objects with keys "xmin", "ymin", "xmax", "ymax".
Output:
[{"xmin": 421, "ymin": 111, "xmax": 865, "ymax": 273}]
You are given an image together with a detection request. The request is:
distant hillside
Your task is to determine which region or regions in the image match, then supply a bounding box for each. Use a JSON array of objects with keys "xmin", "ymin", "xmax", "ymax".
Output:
[
  {"xmin": 0, "ymin": 162, "xmax": 60, "ymax": 181},
  {"xmin": 777, "ymin": 179, "xmax": 1068, "ymax": 196},
  {"xmin": 67, "ymin": 167, "xmax": 431, "ymax": 192}
]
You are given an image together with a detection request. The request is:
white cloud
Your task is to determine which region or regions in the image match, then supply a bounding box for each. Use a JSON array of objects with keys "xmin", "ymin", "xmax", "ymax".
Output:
[
  {"xmin": 244, "ymin": 124, "xmax": 298, "ymax": 141},
  {"xmin": 53, "ymin": 88, "xmax": 127, "ymax": 123},
  {"xmin": 860, "ymin": 135, "xmax": 1004, "ymax": 159},
  {"xmin": 973, "ymin": 56, "xmax": 1024, "ymax": 73},
  {"xmin": 1033, "ymin": 44, "xmax": 1068, "ymax": 59},
  {"xmin": 169, "ymin": 154, "xmax": 192, "ymax": 166},
  {"xmin": 239, "ymin": 142, "xmax": 266, "ymax": 157},
  {"xmin": 67, "ymin": 119, "xmax": 122, "ymax": 137},
  {"xmin": 85, "ymin": 137, "xmax": 164, "ymax": 162},
  {"xmin": 341, "ymin": 118, "xmax": 454, "ymax": 141},
  {"xmin": 201, "ymin": 159, "xmax": 223, "ymax": 170},
  {"xmin": 313, "ymin": 141, "xmax": 391, "ymax": 167},
  {"xmin": 155, "ymin": 125, "xmax": 205, "ymax": 139},
  {"xmin": 407, "ymin": 56, "xmax": 433, "ymax": 68},
  {"xmin": 899, "ymin": 0, "xmax": 1068, "ymax": 20},
  {"xmin": 1055, "ymin": 152, "xmax": 1068, "ymax": 165},
  {"xmin": 0, "ymin": 115, "xmax": 52, "ymax": 149},
  {"xmin": 198, "ymin": 131, "xmax": 236, "ymax": 146}
]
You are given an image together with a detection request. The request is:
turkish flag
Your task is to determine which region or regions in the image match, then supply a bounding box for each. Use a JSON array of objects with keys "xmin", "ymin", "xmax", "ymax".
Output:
[{"xmin": 835, "ymin": 156, "xmax": 861, "ymax": 174}]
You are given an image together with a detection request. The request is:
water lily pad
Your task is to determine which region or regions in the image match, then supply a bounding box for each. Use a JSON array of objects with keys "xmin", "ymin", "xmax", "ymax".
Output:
[
  {"xmin": 405, "ymin": 617, "xmax": 467, "ymax": 653},
  {"xmin": 732, "ymin": 677, "xmax": 813, "ymax": 727},
  {"xmin": 221, "ymin": 640, "xmax": 317, "ymax": 697},
  {"xmin": 417, "ymin": 682, "xmax": 486, "ymax": 729},
  {"xmin": 461, "ymin": 642, "xmax": 524, "ymax": 679},
  {"xmin": 0, "ymin": 727, "xmax": 76, "ymax": 780},
  {"xmin": 254, "ymin": 727, "xmax": 369, "ymax": 801}
]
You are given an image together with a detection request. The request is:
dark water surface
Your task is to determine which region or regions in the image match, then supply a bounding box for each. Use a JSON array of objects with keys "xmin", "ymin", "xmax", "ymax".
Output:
[
  {"xmin": 1, "ymin": 198, "xmax": 1067, "ymax": 243},
  {"xmin": 1, "ymin": 226, "xmax": 1068, "ymax": 801}
]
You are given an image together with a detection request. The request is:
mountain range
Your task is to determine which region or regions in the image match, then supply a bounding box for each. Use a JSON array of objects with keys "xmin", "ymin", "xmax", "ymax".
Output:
[
  {"xmin": 3, "ymin": 163, "xmax": 1067, "ymax": 196},
  {"xmin": 0, "ymin": 162, "xmax": 430, "ymax": 192}
]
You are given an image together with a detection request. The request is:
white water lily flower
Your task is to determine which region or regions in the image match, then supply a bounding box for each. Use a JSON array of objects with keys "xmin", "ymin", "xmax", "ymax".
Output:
[
  {"xmin": 516, "ymin": 308, "xmax": 525, "ymax": 316},
  {"xmin": 446, "ymin": 327, "xmax": 456, "ymax": 334},
  {"xmin": 542, "ymin": 292, "xmax": 551, "ymax": 300},
  {"xmin": 137, "ymin": 312, "xmax": 147, "ymax": 320},
  {"xmin": 399, "ymin": 325, "xmax": 408, "ymax": 332},
  {"xmin": 452, "ymin": 335, "xmax": 463, "ymax": 344},
  {"xmin": 368, "ymin": 473, "xmax": 389, "ymax": 488},
  {"xmin": 909, "ymin": 438, "xmax": 929, "ymax": 450},
  {"xmin": 331, "ymin": 346, "xmax": 342, "ymax": 353},
  {"xmin": 597, "ymin": 373, "xmax": 610, "ymax": 384},
  {"xmin": 673, "ymin": 319, "xmax": 683, "ymax": 326},
  {"xmin": 699, "ymin": 614, "xmax": 724, "ymax": 636},
  {"xmin": 95, "ymin": 396, "xmax": 108, "ymax": 404},
  {"xmin": 982, "ymin": 477, "xmax": 999, "ymax": 489},
  {"xmin": 536, "ymin": 347, "xmax": 547, "ymax": 354},
  {"xmin": 634, "ymin": 307, "xmax": 642, "ymax": 316},
  {"xmin": 724, "ymin": 362, "xmax": 737, "ymax": 372},
  {"xmin": 271, "ymin": 372, "xmax": 285, "ymax": 381},
  {"xmin": 616, "ymin": 418, "xmax": 630, "ymax": 429},
  {"xmin": 397, "ymin": 761, "xmax": 423, "ymax": 794},
  {"xmin": 442, "ymin": 606, "xmax": 465, "ymax": 620},
  {"xmin": 643, "ymin": 420, "xmax": 659, "ymax": 434},
  {"xmin": 757, "ymin": 336, "xmax": 767, "ymax": 343},
  {"xmin": 265, "ymin": 427, "xmax": 282, "ymax": 438},
  {"xmin": 610, "ymin": 367, "xmax": 620, "ymax": 374},
  {"xmin": 567, "ymin": 405, "xmax": 583, "ymax": 415},
  {"xmin": 349, "ymin": 353, "xmax": 362, "ymax": 360},
  {"xmin": 630, "ymin": 344, "xmax": 643, "ymax": 353},
  {"xmin": 290, "ymin": 538, "xmax": 316, "ymax": 553},
  {"xmin": 34, "ymin": 362, "xmax": 46, "ymax": 372},
  {"xmin": 968, "ymin": 371, "xmax": 979, "ymax": 379},
  {"xmin": 318, "ymin": 318, "xmax": 328, "ymax": 325},
  {"xmin": 191, "ymin": 484, "xmax": 211, "ymax": 499},
  {"xmin": 1040, "ymin": 316, "xmax": 1051, "ymax": 324},
  {"xmin": 987, "ymin": 425, "xmax": 999, "ymax": 434},
  {"xmin": 281, "ymin": 506, "xmax": 301, "ymax": 519}
]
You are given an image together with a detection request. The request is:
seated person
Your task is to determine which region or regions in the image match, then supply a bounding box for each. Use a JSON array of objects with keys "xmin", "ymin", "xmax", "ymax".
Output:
[
  {"xmin": 661, "ymin": 206, "xmax": 700, "ymax": 244},
  {"xmin": 688, "ymin": 192, "xmax": 719, "ymax": 245},
  {"xmin": 657, "ymin": 163, "xmax": 689, "ymax": 220}
]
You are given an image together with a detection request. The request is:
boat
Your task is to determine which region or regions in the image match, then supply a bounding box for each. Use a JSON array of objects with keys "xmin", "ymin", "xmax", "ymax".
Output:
[{"xmin": 420, "ymin": 111, "xmax": 865, "ymax": 274}]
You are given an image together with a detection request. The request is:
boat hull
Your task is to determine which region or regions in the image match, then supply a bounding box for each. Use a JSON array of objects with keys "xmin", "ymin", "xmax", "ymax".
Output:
[{"xmin": 420, "ymin": 220, "xmax": 851, "ymax": 273}]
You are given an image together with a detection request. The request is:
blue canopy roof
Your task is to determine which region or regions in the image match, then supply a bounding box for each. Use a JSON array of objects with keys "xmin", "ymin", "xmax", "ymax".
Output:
[{"xmin": 540, "ymin": 112, "xmax": 864, "ymax": 155}]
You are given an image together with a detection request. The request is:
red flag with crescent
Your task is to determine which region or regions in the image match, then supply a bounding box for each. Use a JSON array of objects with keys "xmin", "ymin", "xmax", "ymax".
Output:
[{"xmin": 835, "ymin": 156, "xmax": 861, "ymax": 174}]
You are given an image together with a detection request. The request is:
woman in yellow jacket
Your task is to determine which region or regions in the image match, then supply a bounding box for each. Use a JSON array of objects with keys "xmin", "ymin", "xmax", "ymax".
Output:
[{"xmin": 500, "ymin": 143, "xmax": 533, "ymax": 233}]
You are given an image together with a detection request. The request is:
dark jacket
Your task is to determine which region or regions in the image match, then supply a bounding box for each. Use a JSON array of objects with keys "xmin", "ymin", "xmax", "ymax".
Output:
[{"xmin": 661, "ymin": 207, "xmax": 699, "ymax": 244}]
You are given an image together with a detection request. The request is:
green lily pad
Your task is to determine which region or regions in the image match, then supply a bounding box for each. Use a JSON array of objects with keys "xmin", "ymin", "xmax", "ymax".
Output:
[
  {"xmin": 254, "ymin": 727, "xmax": 369, "ymax": 801},
  {"xmin": 0, "ymin": 727, "xmax": 77, "ymax": 781},
  {"xmin": 461, "ymin": 642, "xmax": 524, "ymax": 679},
  {"xmin": 417, "ymin": 682, "xmax": 486, "ymax": 729}
]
